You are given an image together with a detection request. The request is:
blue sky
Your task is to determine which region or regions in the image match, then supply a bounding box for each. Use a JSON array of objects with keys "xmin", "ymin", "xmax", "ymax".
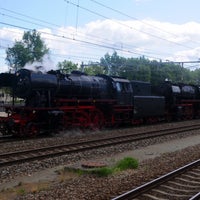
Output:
[
  {"xmin": 1, "ymin": 0, "xmax": 200, "ymax": 72},
  {"xmin": 1, "ymin": 0, "xmax": 199, "ymax": 25}
]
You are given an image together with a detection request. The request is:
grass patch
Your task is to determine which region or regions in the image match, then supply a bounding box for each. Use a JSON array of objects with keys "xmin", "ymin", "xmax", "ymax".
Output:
[
  {"xmin": 60, "ymin": 167, "xmax": 84, "ymax": 176},
  {"xmin": 90, "ymin": 157, "xmax": 138, "ymax": 177},
  {"xmin": 90, "ymin": 167, "xmax": 113, "ymax": 177},
  {"xmin": 63, "ymin": 157, "xmax": 139, "ymax": 177},
  {"xmin": 116, "ymin": 157, "xmax": 139, "ymax": 170},
  {"xmin": 16, "ymin": 188, "xmax": 26, "ymax": 196}
]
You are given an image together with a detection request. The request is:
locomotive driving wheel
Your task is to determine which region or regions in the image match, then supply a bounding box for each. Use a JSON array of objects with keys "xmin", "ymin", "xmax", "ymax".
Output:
[
  {"xmin": 25, "ymin": 122, "xmax": 38, "ymax": 136},
  {"xmin": 183, "ymin": 105, "xmax": 193, "ymax": 120},
  {"xmin": 74, "ymin": 110, "xmax": 90, "ymax": 128},
  {"xmin": 89, "ymin": 109, "xmax": 104, "ymax": 130},
  {"xmin": 0, "ymin": 123, "xmax": 11, "ymax": 135}
]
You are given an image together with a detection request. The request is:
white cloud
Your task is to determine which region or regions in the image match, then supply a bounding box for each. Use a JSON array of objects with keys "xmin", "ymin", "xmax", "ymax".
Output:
[
  {"xmin": 1, "ymin": 18, "xmax": 200, "ymax": 72},
  {"xmin": 0, "ymin": 27, "xmax": 23, "ymax": 43},
  {"xmin": 169, "ymin": 47, "xmax": 200, "ymax": 61}
]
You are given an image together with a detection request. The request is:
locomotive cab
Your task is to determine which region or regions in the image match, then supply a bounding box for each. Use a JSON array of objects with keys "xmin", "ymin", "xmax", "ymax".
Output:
[
  {"xmin": 111, "ymin": 77, "xmax": 133, "ymax": 105},
  {"xmin": 152, "ymin": 81, "xmax": 182, "ymax": 106},
  {"xmin": 179, "ymin": 84, "xmax": 200, "ymax": 100}
]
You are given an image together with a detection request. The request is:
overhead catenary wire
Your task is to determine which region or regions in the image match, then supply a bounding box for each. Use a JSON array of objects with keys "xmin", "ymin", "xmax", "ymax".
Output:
[
  {"xmin": 0, "ymin": 21, "xmax": 166, "ymax": 61},
  {"xmin": 0, "ymin": 6, "xmax": 188, "ymax": 60},
  {"xmin": 64, "ymin": 0, "xmax": 195, "ymax": 50},
  {"xmin": 89, "ymin": 0, "xmax": 200, "ymax": 46},
  {"xmin": 0, "ymin": 8, "xmax": 165, "ymax": 57},
  {"xmin": 75, "ymin": 0, "xmax": 80, "ymax": 33},
  {"xmin": 0, "ymin": 7, "xmax": 134, "ymax": 49},
  {"xmin": 0, "ymin": 1, "xmax": 199, "ymax": 68}
]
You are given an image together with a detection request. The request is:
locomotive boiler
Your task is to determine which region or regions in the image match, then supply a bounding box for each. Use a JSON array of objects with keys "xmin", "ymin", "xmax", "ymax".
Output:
[{"xmin": 13, "ymin": 69, "xmax": 114, "ymax": 107}]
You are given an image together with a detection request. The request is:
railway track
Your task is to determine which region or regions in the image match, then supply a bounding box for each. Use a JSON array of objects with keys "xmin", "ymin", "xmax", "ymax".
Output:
[
  {"xmin": 0, "ymin": 135, "xmax": 14, "ymax": 143},
  {"xmin": 0, "ymin": 123, "xmax": 200, "ymax": 167},
  {"xmin": 0, "ymin": 134, "xmax": 53, "ymax": 144},
  {"xmin": 112, "ymin": 159, "xmax": 200, "ymax": 200}
]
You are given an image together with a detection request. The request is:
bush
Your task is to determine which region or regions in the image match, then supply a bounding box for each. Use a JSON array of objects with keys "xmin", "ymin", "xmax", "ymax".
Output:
[{"xmin": 116, "ymin": 157, "xmax": 138, "ymax": 170}]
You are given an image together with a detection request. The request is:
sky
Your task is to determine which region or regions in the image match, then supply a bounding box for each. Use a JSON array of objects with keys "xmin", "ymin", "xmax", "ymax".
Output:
[{"xmin": 1, "ymin": 0, "xmax": 200, "ymax": 72}]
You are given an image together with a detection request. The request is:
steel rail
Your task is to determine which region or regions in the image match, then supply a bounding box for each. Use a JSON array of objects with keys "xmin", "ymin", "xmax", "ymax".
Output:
[
  {"xmin": 0, "ymin": 123, "xmax": 200, "ymax": 167},
  {"xmin": 112, "ymin": 159, "xmax": 200, "ymax": 200},
  {"xmin": 189, "ymin": 192, "xmax": 200, "ymax": 200}
]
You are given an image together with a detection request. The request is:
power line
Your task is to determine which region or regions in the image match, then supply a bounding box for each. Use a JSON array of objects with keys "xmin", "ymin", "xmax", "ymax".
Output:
[
  {"xmin": 0, "ymin": 7, "xmax": 128, "ymax": 48},
  {"xmin": 0, "ymin": 21, "xmax": 164, "ymax": 61},
  {"xmin": 1, "ymin": 2, "xmax": 199, "ymax": 64},
  {"xmin": 0, "ymin": 27, "xmax": 112, "ymax": 61},
  {"xmin": 75, "ymin": 0, "xmax": 80, "ymax": 33},
  {"xmin": 89, "ymin": 0, "xmax": 200, "ymax": 46},
  {"xmin": 64, "ymin": 0, "xmax": 195, "ymax": 50},
  {"xmin": 163, "ymin": 60, "xmax": 200, "ymax": 64},
  {"xmin": 0, "ymin": 7, "xmax": 181, "ymax": 59},
  {"xmin": 0, "ymin": 7, "xmax": 59, "ymax": 28}
]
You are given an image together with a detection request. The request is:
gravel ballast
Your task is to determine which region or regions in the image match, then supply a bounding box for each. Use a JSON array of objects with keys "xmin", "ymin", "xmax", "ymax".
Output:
[
  {"xmin": 0, "ymin": 121, "xmax": 200, "ymax": 199},
  {"xmin": 12, "ymin": 143, "xmax": 200, "ymax": 200}
]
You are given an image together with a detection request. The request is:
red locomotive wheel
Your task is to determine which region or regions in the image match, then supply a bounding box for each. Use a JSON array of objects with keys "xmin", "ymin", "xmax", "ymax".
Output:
[
  {"xmin": 74, "ymin": 110, "xmax": 90, "ymax": 128},
  {"xmin": 25, "ymin": 122, "xmax": 38, "ymax": 136},
  {"xmin": 89, "ymin": 109, "xmax": 104, "ymax": 130}
]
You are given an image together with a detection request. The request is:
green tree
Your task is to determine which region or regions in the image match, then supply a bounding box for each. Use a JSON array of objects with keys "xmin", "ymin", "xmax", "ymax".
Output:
[
  {"xmin": 57, "ymin": 60, "xmax": 78, "ymax": 74},
  {"xmin": 118, "ymin": 57, "xmax": 151, "ymax": 81},
  {"xmin": 100, "ymin": 51, "xmax": 125, "ymax": 76},
  {"xmin": 6, "ymin": 29, "xmax": 49, "ymax": 72},
  {"xmin": 150, "ymin": 61, "xmax": 186, "ymax": 85},
  {"xmin": 84, "ymin": 62, "xmax": 107, "ymax": 75},
  {"xmin": 191, "ymin": 69, "xmax": 200, "ymax": 84}
]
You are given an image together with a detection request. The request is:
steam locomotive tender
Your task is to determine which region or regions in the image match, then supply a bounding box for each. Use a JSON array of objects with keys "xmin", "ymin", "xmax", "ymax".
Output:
[
  {"xmin": 0, "ymin": 68, "xmax": 199, "ymax": 136},
  {"xmin": 152, "ymin": 81, "xmax": 200, "ymax": 120}
]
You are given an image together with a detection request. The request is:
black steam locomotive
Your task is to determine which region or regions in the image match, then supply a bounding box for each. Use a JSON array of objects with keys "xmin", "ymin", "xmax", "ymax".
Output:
[{"xmin": 0, "ymin": 68, "xmax": 199, "ymax": 136}]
